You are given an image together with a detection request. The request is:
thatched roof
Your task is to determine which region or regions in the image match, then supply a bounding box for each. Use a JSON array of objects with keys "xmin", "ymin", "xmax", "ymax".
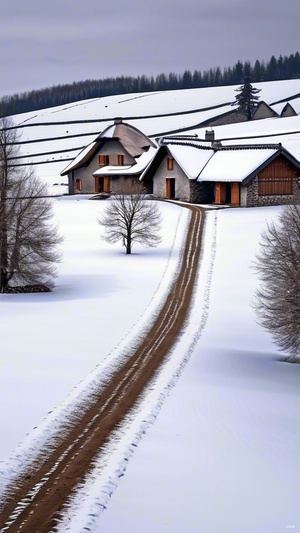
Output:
[{"xmin": 61, "ymin": 119, "xmax": 156, "ymax": 176}]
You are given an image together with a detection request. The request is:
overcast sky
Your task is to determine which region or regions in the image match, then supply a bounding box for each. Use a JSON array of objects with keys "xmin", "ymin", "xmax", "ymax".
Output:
[{"xmin": 1, "ymin": 0, "xmax": 299, "ymax": 97}]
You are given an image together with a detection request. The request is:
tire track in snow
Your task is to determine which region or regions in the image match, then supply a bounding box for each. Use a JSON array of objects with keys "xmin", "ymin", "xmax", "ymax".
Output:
[{"xmin": 0, "ymin": 204, "xmax": 207, "ymax": 533}]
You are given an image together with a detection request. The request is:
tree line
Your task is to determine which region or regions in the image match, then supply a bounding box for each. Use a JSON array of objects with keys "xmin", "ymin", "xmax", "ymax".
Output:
[{"xmin": 1, "ymin": 52, "xmax": 300, "ymax": 117}]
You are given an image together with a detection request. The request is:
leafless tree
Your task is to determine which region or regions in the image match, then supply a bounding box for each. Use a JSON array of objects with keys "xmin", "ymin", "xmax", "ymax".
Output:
[
  {"xmin": 98, "ymin": 182, "xmax": 161, "ymax": 254},
  {"xmin": 0, "ymin": 117, "xmax": 62, "ymax": 293},
  {"xmin": 253, "ymin": 204, "xmax": 300, "ymax": 362}
]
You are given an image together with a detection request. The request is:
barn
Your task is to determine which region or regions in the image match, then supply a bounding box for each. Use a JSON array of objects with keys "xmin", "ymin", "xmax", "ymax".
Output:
[{"xmin": 141, "ymin": 134, "xmax": 300, "ymax": 207}]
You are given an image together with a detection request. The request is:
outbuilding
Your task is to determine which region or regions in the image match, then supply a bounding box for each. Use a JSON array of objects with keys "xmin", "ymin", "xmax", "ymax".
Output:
[{"xmin": 141, "ymin": 134, "xmax": 300, "ymax": 207}]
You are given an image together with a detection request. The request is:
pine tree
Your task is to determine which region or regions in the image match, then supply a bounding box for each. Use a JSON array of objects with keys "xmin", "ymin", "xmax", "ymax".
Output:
[{"xmin": 232, "ymin": 77, "xmax": 261, "ymax": 119}]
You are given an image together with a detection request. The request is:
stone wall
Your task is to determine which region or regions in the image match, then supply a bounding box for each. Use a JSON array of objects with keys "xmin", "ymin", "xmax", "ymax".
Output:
[
  {"xmin": 205, "ymin": 111, "xmax": 247, "ymax": 127},
  {"xmin": 110, "ymin": 176, "xmax": 148, "ymax": 194},
  {"xmin": 153, "ymin": 155, "xmax": 191, "ymax": 201},
  {"xmin": 246, "ymin": 176, "xmax": 300, "ymax": 207},
  {"xmin": 70, "ymin": 141, "xmax": 136, "ymax": 194},
  {"xmin": 190, "ymin": 182, "xmax": 215, "ymax": 203}
]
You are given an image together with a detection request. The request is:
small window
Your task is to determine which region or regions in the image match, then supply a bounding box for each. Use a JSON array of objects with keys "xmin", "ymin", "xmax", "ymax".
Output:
[
  {"xmin": 99, "ymin": 154, "xmax": 109, "ymax": 166},
  {"xmin": 75, "ymin": 178, "xmax": 82, "ymax": 191},
  {"xmin": 118, "ymin": 154, "xmax": 124, "ymax": 166},
  {"xmin": 167, "ymin": 157, "xmax": 174, "ymax": 171}
]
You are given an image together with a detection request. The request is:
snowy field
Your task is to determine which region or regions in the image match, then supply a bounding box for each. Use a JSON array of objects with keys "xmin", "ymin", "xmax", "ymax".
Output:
[
  {"xmin": 0, "ymin": 198, "xmax": 189, "ymax": 460},
  {"xmin": 96, "ymin": 206, "xmax": 300, "ymax": 533},
  {"xmin": 1, "ymin": 80, "xmax": 300, "ymax": 531},
  {"xmin": 1, "ymin": 198, "xmax": 300, "ymax": 532},
  {"xmin": 10, "ymin": 78, "xmax": 300, "ymax": 180}
]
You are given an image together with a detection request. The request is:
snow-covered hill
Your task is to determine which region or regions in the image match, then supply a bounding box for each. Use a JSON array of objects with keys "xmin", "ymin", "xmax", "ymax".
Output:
[
  {"xmin": 9, "ymin": 79, "xmax": 300, "ymax": 190},
  {"xmin": 1, "ymin": 80, "xmax": 300, "ymax": 531}
]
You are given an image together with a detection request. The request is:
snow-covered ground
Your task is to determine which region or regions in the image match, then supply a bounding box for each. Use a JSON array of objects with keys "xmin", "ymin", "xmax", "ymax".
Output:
[
  {"xmin": 10, "ymin": 78, "xmax": 300, "ymax": 180},
  {"xmin": 96, "ymin": 206, "xmax": 300, "ymax": 533},
  {"xmin": 1, "ymin": 80, "xmax": 300, "ymax": 531},
  {"xmin": 0, "ymin": 198, "xmax": 189, "ymax": 461},
  {"xmin": 1, "ymin": 198, "xmax": 300, "ymax": 532}
]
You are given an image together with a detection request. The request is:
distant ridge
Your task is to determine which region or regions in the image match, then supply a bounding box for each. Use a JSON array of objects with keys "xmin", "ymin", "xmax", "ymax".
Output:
[
  {"xmin": 1, "ymin": 51, "xmax": 300, "ymax": 116},
  {"xmin": 4, "ymin": 80, "xmax": 300, "ymax": 174}
]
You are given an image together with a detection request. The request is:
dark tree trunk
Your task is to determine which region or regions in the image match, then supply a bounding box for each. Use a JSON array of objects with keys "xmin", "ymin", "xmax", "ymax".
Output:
[
  {"xmin": 0, "ymin": 193, "xmax": 9, "ymax": 293},
  {"xmin": 126, "ymin": 240, "xmax": 131, "ymax": 254}
]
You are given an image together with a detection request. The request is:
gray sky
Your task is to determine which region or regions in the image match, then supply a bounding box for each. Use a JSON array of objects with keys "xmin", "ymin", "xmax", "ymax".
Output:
[{"xmin": 1, "ymin": 0, "xmax": 299, "ymax": 97}]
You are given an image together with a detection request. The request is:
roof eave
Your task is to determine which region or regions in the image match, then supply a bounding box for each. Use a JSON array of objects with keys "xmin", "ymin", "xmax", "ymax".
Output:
[
  {"xmin": 242, "ymin": 148, "xmax": 300, "ymax": 185},
  {"xmin": 60, "ymin": 141, "xmax": 101, "ymax": 176}
]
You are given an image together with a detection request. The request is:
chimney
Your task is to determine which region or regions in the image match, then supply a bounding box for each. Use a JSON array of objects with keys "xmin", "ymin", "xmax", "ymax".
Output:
[{"xmin": 205, "ymin": 129, "xmax": 215, "ymax": 143}]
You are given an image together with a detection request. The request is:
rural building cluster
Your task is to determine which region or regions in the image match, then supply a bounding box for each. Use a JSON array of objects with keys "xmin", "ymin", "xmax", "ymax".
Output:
[{"xmin": 61, "ymin": 116, "xmax": 300, "ymax": 208}]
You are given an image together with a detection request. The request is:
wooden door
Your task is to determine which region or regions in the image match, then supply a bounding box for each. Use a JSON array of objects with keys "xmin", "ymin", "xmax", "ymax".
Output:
[
  {"xmin": 166, "ymin": 178, "xmax": 175, "ymax": 199},
  {"xmin": 103, "ymin": 176, "xmax": 110, "ymax": 193},
  {"xmin": 215, "ymin": 182, "xmax": 227, "ymax": 204},
  {"xmin": 231, "ymin": 182, "xmax": 240, "ymax": 206}
]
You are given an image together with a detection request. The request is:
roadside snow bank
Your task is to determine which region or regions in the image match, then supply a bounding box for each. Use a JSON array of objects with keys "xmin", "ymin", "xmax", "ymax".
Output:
[
  {"xmin": 0, "ymin": 201, "xmax": 190, "ymax": 500},
  {"xmin": 54, "ymin": 212, "xmax": 217, "ymax": 532}
]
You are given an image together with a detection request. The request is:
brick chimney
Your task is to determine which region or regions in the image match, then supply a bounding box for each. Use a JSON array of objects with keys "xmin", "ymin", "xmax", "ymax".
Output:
[{"xmin": 205, "ymin": 129, "xmax": 215, "ymax": 142}]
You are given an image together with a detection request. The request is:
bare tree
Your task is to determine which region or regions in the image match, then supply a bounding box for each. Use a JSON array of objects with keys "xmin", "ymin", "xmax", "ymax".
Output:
[
  {"xmin": 253, "ymin": 204, "xmax": 300, "ymax": 362},
  {"xmin": 0, "ymin": 117, "xmax": 62, "ymax": 293},
  {"xmin": 98, "ymin": 182, "xmax": 161, "ymax": 254}
]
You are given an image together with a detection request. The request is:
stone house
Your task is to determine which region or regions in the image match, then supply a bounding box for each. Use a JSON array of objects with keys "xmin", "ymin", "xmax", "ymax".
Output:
[
  {"xmin": 141, "ymin": 133, "xmax": 300, "ymax": 207},
  {"xmin": 61, "ymin": 119, "xmax": 158, "ymax": 195}
]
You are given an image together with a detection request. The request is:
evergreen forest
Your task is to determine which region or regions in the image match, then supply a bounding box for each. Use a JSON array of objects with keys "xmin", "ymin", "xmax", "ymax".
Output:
[{"xmin": 1, "ymin": 52, "xmax": 300, "ymax": 116}]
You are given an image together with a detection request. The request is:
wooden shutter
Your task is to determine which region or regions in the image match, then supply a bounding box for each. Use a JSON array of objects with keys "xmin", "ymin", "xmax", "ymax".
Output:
[{"xmin": 231, "ymin": 182, "xmax": 240, "ymax": 206}]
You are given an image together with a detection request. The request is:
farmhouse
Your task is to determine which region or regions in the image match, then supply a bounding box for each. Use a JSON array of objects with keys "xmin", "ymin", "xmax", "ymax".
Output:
[
  {"xmin": 61, "ymin": 118, "xmax": 158, "ymax": 195},
  {"xmin": 62, "ymin": 119, "xmax": 300, "ymax": 207},
  {"xmin": 204, "ymin": 101, "xmax": 298, "ymax": 126},
  {"xmin": 252, "ymin": 101, "xmax": 298, "ymax": 120},
  {"xmin": 141, "ymin": 132, "xmax": 300, "ymax": 207}
]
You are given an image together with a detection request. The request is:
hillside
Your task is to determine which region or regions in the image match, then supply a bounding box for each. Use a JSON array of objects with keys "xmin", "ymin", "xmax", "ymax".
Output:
[
  {"xmin": 1, "ymin": 78, "xmax": 300, "ymax": 532},
  {"xmin": 8, "ymin": 79, "xmax": 300, "ymax": 192},
  {"xmin": 2, "ymin": 51, "xmax": 300, "ymax": 116}
]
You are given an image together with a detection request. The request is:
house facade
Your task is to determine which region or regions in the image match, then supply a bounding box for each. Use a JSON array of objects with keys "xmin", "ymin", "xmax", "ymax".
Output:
[
  {"xmin": 61, "ymin": 119, "xmax": 157, "ymax": 195},
  {"xmin": 62, "ymin": 120, "xmax": 300, "ymax": 208},
  {"xmin": 141, "ymin": 134, "xmax": 300, "ymax": 207}
]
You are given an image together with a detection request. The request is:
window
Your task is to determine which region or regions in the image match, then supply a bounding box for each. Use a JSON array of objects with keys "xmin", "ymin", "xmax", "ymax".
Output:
[
  {"xmin": 258, "ymin": 177, "xmax": 293, "ymax": 196},
  {"xmin": 75, "ymin": 178, "xmax": 82, "ymax": 191},
  {"xmin": 118, "ymin": 154, "xmax": 124, "ymax": 166},
  {"xmin": 167, "ymin": 157, "xmax": 174, "ymax": 171},
  {"xmin": 99, "ymin": 154, "xmax": 109, "ymax": 166}
]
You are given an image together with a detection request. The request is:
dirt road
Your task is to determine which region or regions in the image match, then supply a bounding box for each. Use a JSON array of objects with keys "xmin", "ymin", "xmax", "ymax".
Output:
[{"xmin": 0, "ymin": 203, "xmax": 205, "ymax": 533}]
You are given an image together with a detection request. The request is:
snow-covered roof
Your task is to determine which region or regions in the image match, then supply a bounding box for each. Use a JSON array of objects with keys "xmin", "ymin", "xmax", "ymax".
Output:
[
  {"xmin": 60, "ymin": 120, "xmax": 157, "ymax": 176},
  {"xmin": 158, "ymin": 135, "xmax": 300, "ymax": 183},
  {"xmin": 60, "ymin": 141, "xmax": 98, "ymax": 175},
  {"xmin": 97, "ymin": 120, "xmax": 156, "ymax": 157},
  {"xmin": 93, "ymin": 145, "xmax": 158, "ymax": 176},
  {"xmin": 167, "ymin": 144, "xmax": 214, "ymax": 179},
  {"xmin": 198, "ymin": 147, "xmax": 279, "ymax": 182}
]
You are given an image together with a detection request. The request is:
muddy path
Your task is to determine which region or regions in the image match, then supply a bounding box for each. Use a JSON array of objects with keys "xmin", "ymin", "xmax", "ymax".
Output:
[{"xmin": 0, "ymin": 203, "xmax": 206, "ymax": 533}]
